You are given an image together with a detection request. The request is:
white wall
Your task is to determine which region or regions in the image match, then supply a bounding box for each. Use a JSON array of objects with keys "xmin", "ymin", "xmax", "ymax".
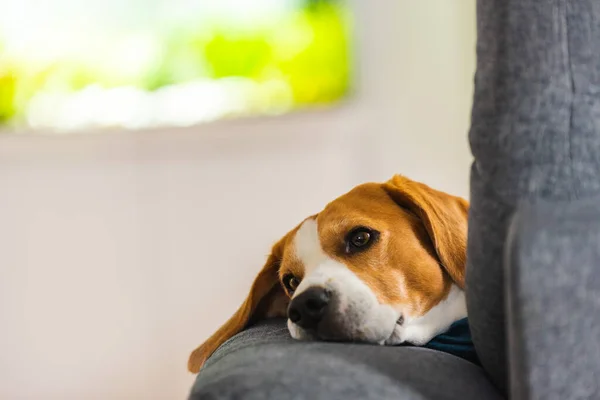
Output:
[{"xmin": 0, "ymin": 2, "xmax": 476, "ymax": 399}]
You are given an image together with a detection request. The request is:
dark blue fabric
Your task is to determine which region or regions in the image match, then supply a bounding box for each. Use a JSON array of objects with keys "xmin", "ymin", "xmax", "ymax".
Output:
[
  {"xmin": 402, "ymin": 318, "xmax": 480, "ymax": 366},
  {"xmin": 424, "ymin": 318, "xmax": 480, "ymax": 365}
]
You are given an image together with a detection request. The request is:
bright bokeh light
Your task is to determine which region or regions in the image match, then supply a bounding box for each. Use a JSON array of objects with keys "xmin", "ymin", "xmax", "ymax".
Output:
[{"xmin": 0, "ymin": 0, "xmax": 352, "ymax": 132}]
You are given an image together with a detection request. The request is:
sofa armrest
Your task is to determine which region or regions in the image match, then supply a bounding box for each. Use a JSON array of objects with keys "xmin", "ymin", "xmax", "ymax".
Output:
[
  {"xmin": 505, "ymin": 198, "xmax": 600, "ymax": 399},
  {"xmin": 189, "ymin": 320, "xmax": 501, "ymax": 400}
]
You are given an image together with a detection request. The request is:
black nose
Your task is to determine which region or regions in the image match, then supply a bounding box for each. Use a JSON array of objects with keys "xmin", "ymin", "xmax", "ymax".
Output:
[{"xmin": 287, "ymin": 287, "xmax": 331, "ymax": 330}]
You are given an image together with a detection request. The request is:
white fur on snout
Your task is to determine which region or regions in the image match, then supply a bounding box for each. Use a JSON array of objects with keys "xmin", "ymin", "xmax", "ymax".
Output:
[{"xmin": 288, "ymin": 219, "xmax": 397, "ymax": 343}]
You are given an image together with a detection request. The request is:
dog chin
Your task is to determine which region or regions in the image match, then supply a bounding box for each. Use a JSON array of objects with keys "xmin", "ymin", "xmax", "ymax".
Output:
[
  {"xmin": 384, "ymin": 323, "xmax": 406, "ymax": 345},
  {"xmin": 289, "ymin": 321, "xmax": 438, "ymax": 347},
  {"xmin": 287, "ymin": 315, "xmax": 398, "ymax": 345},
  {"xmin": 287, "ymin": 320, "xmax": 316, "ymax": 341}
]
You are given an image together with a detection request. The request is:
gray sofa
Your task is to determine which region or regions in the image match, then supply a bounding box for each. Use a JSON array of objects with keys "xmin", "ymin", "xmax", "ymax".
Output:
[{"xmin": 189, "ymin": 0, "xmax": 600, "ymax": 398}]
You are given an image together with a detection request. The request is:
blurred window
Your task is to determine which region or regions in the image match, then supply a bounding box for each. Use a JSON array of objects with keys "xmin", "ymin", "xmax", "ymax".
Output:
[{"xmin": 0, "ymin": 0, "xmax": 352, "ymax": 131}]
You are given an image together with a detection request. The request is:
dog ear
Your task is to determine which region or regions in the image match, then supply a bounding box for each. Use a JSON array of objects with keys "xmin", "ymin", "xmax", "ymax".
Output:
[
  {"xmin": 187, "ymin": 236, "xmax": 290, "ymax": 373},
  {"xmin": 383, "ymin": 175, "xmax": 469, "ymax": 288}
]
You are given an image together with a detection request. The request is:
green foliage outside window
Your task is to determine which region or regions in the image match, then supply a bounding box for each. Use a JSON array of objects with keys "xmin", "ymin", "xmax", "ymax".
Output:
[{"xmin": 0, "ymin": 1, "xmax": 352, "ymax": 130}]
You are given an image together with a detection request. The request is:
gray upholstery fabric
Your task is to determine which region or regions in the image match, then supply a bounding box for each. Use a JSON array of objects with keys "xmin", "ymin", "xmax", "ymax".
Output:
[
  {"xmin": 506, "ymin": 200, "xmax": 600, "ymax": 400},
  {"xmin": 189, "ymin": 319, "xmax": 502, "ymax": 400},
  {"xmin": 467, "ymin": 0, "xmax": 600, "ymax": 393}
]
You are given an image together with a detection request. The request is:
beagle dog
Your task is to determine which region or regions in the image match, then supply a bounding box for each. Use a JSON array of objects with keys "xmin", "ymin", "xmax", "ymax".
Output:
[{"xmin": 188, "ymin": 175, "xmax": 469, "ymax": 373}]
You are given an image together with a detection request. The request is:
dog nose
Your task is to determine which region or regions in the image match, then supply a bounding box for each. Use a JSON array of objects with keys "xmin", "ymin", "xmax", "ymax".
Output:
[{"xmin": 287, "ymin": 287, "xmax": 331, "ymax": 330}]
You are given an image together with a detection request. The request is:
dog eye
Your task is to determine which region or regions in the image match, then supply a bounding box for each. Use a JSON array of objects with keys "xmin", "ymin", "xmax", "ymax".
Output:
[
  {"xmin": 350, "ymin": 230, "xmax": 371, "ymax": 247},
  {"xmin": 345, "ymin": 227, "xmax": 378, "ymax": 254},
  {"xmin": 282, "ymin": 274, "xmax": 300, "ymax": 293}
]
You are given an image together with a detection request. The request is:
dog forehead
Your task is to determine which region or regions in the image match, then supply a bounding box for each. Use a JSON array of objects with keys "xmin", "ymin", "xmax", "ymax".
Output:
[{"xmin": 320, "ymin": 183, "xmax": 397, "ymax": 220}]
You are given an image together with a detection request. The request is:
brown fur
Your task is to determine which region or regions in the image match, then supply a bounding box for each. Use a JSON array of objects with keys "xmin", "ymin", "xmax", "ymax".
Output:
[
  {"xmin": 383, "ymin": 175, "xmax": 469, "ymax": 288},
  {"xmin": 187, "ymin": 232, "xmax": 293, "ymax": 373},
  {"xmin": 187, "ymin": 175, "xmax": 468, "ymax": 373}
]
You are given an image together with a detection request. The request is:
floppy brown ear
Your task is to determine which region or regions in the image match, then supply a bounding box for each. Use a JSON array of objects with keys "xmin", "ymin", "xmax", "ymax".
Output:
[
  {"xmin": 383, "ymin": 175, "xmax": 469, "ymax": 289},
  {"xmin": 187, "ymin": 236, "xmax": 290, "ymax": 373}
]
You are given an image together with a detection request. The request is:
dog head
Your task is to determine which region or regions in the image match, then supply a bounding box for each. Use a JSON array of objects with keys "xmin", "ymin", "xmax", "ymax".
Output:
[{"xmin": 188, "ymin": 175, "xmax": 469, "ymax": 373}]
